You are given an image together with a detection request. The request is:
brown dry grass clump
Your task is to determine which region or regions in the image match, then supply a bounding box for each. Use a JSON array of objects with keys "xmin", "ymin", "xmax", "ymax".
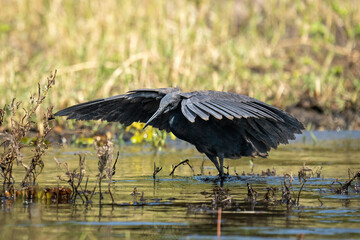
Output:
[{"xmin": 0, "ymin": 71, "xmax": 56, "ymax": 199}]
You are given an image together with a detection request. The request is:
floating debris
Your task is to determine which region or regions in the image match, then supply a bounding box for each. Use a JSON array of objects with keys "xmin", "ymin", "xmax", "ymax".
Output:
[
  {"xmin": 331, "ymin": 170, "xmax": 360, "ymax": 194},
  {"xmin": 169, "ymin": 159, "xmax": 194, "ymax": 176}
]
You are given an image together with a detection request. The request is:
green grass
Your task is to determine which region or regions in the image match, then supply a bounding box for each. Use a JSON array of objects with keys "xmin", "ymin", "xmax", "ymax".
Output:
[{"xmin": 0, "ymin": 0, "xmax": 359, "ymax": 128}]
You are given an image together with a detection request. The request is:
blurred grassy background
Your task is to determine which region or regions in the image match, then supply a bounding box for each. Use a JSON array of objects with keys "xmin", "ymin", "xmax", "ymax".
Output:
[{"xmin": 1, "ymin": 0, "xmax": 359, "ymax": 126}]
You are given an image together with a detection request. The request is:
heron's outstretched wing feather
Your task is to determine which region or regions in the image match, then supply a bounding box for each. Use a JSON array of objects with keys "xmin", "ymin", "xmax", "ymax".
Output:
[
  {"xmin": 54, "ymin": 88, "xmax": 179, "ymax": 131},
  {"xmin": 180, "ymin": 90, "xmax": 304, "ymax": 155},
  {"xmin": 180, "ymin": 91, "xmax": 288, "ymax": 121}
]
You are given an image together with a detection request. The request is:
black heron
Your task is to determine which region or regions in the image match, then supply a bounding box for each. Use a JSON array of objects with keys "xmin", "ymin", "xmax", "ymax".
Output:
[{"xmin": 54, "ymin": 88, "xmax": 304, "ymax": 177}]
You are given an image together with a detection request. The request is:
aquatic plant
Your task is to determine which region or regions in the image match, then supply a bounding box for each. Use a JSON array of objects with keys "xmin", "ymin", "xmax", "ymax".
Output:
[
  {"xmin": 0, "ymin": 71, "xmax": 56, "ymax": 198},
  {"xmin": 94, "ymin": 138, "xmax": 118, "ymax": 203},
  {"xmin": 126, "ymin": 122, "xmax": 176, "ymax": 151},
  {"xmin": 55, "ymin": 138, "xmax": 118, "ymax": 204},
  {"xmin": 54, "ymin": 154, "xmax": 87, "ymax": 202}
]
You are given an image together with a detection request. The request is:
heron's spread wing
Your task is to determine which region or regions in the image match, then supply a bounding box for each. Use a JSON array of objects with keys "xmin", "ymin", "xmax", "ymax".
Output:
[
  {"xmin": 54, "ymin": 88, "xmax": 179, "ymax": 131},
  {"xmin": 179, "ymin": 91, "xmax": 304, "ymax": 154},
  {"xmin": 180, "ymin": 91, "xmax": 288, "ymax": 122}
]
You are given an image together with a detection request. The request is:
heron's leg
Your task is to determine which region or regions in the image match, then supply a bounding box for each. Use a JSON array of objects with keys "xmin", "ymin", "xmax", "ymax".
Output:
[
  {"xmin": 218, "ymin": 154, "xmax": 224, "ymax": 177},
  {"xmin": 205, "ymin": 153, "xmax": 221, "ymax": 175}
]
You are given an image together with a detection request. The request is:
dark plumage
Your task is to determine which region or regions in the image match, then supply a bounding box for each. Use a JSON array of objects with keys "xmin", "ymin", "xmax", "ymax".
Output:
[{"xmin": 55, "ymin": 88, "xmax": 304, "ymax": 177}]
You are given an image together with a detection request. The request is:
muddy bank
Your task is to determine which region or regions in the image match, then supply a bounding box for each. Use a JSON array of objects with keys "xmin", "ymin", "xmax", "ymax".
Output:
[{"xmin": 286, "ymin": 96, "xmax": 360, "ymax": 131}]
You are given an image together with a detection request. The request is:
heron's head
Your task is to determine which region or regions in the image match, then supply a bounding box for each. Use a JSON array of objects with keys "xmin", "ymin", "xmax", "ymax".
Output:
[{"xmin": 144, "ymin": 92, "xmax": 181, "ymax": 129}]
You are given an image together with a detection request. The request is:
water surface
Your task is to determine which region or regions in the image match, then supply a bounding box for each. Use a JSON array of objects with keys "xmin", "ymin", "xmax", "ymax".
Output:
[{"xmin": 1, "ymin": 131, "xmax": 359, "ymax": 239}]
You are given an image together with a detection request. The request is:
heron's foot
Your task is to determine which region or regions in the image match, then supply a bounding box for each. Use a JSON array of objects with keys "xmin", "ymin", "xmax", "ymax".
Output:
[
  {"xmin": 217, "ymin": 172, "xmax": 229, "ymax": 186},
  {"xmin": 217, "ymin": 171, "xmax": 229, "ymax": 180},
  {"xmin": 217, "ymin": 165, "xmax": 229, "ymax": 179}
]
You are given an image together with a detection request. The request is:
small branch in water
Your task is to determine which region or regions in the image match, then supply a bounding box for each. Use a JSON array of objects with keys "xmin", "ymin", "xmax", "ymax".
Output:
[
  {"xmin": 297, "ymin": 179, "xmax": 307, "ymax": 206},
  {"xmin": 263, "ymin": 186, "xmax": 277, "ymax": 204},
  {"xmin": 331, "ymin": 170, "xmax": 360, "ymax": 194},
  {"xmin": 245, "ymin": 183, "xmax": 257, "ymax": 203},
  {"xmin": 153, "ymin": 162, "xmax": 162, "ymax": 179},
  {"xmin": 112, "ymin": 152, "xmax": 119, "ymax": 176},
  {"xmin": 169, "ymin": 159, "xmax": 193, "ymax": 176},
  {"xmin": 131, "ymin": 187, "xmax": 140, "ymax": 203},
  {"xmin": 318, "ymin": 198, "xmax": 323, "ymax": 207},
  {"xmin": 315, "ymin": 166, "xmax": 323, "ymax": 178},
  {"xmin": 107, "ymin": 152, "xmax": 119, "ymax": 204},
  {"xmin": 89, "ymin": 181, "xmax": 97, "ymax": 201},
  {"xmin": 282, "ymin": 174, "xmax": 296, "ymax": 206},
  {"xmin": 80, "ymin": 176, "xmax": 90, "ymax": 203}
]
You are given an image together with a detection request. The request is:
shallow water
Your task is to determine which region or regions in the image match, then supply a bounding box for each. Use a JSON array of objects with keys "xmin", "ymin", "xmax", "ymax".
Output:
[{"xmin": 1, "ymin": 131, "xmax": 359, "ymax": 239}]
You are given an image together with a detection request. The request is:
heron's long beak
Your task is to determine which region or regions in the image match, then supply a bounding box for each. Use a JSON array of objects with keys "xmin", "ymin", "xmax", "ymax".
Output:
[{"xmin": 144, "ymin": 107, "xmax": 165, "ymax": 129}]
